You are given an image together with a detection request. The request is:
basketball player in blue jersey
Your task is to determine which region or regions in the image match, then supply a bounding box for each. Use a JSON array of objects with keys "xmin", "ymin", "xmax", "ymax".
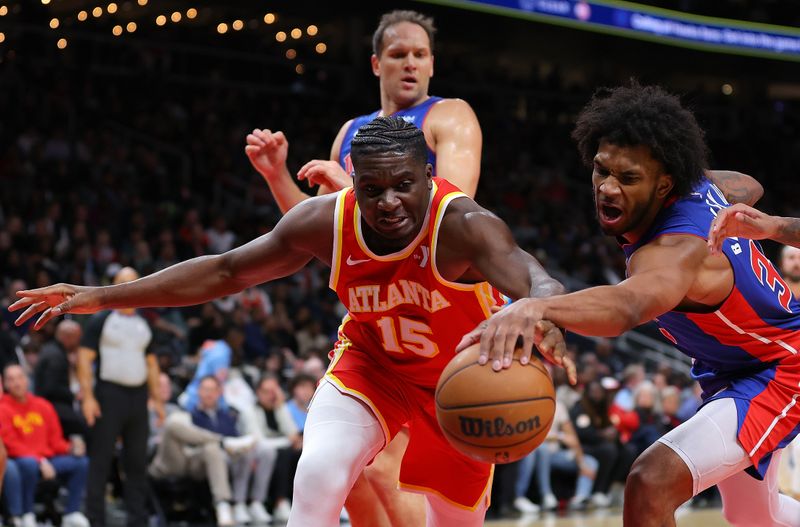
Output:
[
  {"xmin": 245, "ymin": 10, "xmax": 481, "ymax": 526},
  {"xmin": 245, "ymin": 10, "xmax": 482, "ymax": 212},
  {"xmin": 460, "ymin": 83, "xmax": 800, "ymax": 526}
]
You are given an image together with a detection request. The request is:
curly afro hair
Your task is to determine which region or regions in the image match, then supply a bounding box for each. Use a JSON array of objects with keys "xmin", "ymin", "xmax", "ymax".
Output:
[{"xmin": 572, "ymin": 83, "xmax": 709, "ymax": 198}]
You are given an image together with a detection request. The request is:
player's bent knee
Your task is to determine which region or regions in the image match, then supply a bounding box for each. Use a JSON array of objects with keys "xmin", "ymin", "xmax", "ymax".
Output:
[
  {"xmin": 626, "ymin": 444, "xmax": 692, "ymax": 511},
  {"xmin": 294, "ymin": 449, "xmax": 352, "ymax": 498}
]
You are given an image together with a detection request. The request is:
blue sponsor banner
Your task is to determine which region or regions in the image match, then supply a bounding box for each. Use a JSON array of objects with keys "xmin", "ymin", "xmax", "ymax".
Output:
[{"xmin": 420, "ymin": 0, "xmax": 800, "ymax": 61}]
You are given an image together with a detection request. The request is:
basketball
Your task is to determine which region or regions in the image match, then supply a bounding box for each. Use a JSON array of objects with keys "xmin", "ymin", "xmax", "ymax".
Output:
[{"xmin": 435, "ymin": 343, "xmax": 556, "ymax": 464}]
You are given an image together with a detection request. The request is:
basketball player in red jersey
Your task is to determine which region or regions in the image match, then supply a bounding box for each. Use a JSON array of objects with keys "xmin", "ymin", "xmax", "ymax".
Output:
[
  {"xmin": 245, "ymin": 10, "xmax": 481, "ymax": 525},
  {"xmin": 11, "ymin": 117, "xmax": 574, "ymax": 527}
]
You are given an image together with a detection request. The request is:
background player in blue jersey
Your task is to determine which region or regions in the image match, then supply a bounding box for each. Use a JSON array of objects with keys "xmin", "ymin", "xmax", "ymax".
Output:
[
  {"xmin": 459, "ymin": 83, "xmax": 799, "ymax": 526},
  {"xmin": 244, "ymin": 10, "xmax": 482, "ymax": 526},
  {"xmin": 245, "ymin": 10, "xmax": 482, "ymax": 211}
]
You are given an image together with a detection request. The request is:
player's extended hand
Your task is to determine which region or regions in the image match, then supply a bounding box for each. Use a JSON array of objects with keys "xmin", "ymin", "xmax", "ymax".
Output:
[
  {"xmin": 708, "ymin": 203, "xmax": 779, "ymax": 254},
  {"xmin": 297, "ymin": 159, "xmax": 351, "ymax": 190},
  {"xmin": 536, "ymin": 320, "xmax": 577, "ymax": 385},
  {"xmin": 456, "ymin": 299, "xmax": 577, "ymax": 384},
  {"xmin": 9, "ymin": 283, "xmax": 102, "ymax": 330},
  {"xmin": 245, "ymin": 128, "xmax": 289, "ymax": 182}
]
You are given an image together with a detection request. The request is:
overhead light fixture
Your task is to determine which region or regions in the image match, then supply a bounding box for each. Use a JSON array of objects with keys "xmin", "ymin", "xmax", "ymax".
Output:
[
  {"xmin": 290, "ymin": 28, "xmax": 301, "ymax": 39},
  {"xmin": 112, "ymin": 25, "xmax": 123, "ymax": 36},
  {"xmin": 57, "ymin": 38, "xmax": 67, "ymax": 49},
  {"xmin": 49, "ymin": 18, "xmax": 59, "ymax": 29},
  {"xmin": 315, "ymin": 42, "xmax": 327, "ymax": 54},
  {"xmin": 217, "ymin": 22, "xmax": 228, "ymax": 34},
  {"xmin": 307, "ymin": 25, "xmax": 318, "ymax": 36},
  {"xmin": 186, "ymin": 8, "xmax": 197, "ymax": 19},
  {"xmin": 155, "ymin": 14, "xmax": 166, "ymax": 26},
  {"xmin": 276, "ymin": 31, "xmax": 286, "ymax": 42},
  {"xmin": 126, "ymin": 21, "xmax": 136, "ymax": 32},
  {"xmin": 264, "ymin": 13, "xmax": 275, "ymax": 24}
]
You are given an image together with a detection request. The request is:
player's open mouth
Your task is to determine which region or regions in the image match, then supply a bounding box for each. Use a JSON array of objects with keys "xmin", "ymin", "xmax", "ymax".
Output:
[
  {"xmin": 598, "ymin": 203, "xmax": 623, "ymax": 224},
  {"xmin": 401, "ymin": 76, "xmax": 417, "ymax": 87},
  {"xmin": 378, "ymin": 216, "xmax": 408, "ymax": 231}
]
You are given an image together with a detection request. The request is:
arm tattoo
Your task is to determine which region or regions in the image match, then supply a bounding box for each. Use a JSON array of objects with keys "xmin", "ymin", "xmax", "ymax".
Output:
[
  {"xmin": 777, "ymin": 217, "xmax": 800, "ymax": 248},
  {"xmin": 711, "ymin": 171, "xmax": 759, "ymax": 206}
]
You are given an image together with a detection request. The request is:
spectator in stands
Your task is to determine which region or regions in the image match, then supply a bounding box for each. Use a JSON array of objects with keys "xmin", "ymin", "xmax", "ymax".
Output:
[
  {"xmin": 147, "ymin": 373, "xmax": 181, "ymax": 456},
  {"xmin": 285, "ymin": 374, "xmax": 316, "ymax": 433},
  {"xmin": 515, "ymin": 398, "xmax": 599, "ymax": 513},
  {"xmin": 239, "ymin": 374, "xmax": 302, "ymax": 523},
  {"xmin": 629, "ymin": 380, "xmax": 665, "ymax": 456},
  {"xmin": 179, "ymin": 323, "xmax": 244, "ymax": 411},
  {"xmin": 677, "ymin": 381, "xmax": 703, "ymax": 423},
  {"xmin": 594, "ymin": 337, "xmax": 624, "ymax": 376},
  {"xmin": 34, "ymin": 319, "xmax": 87, "ymax": 441},
  {"xmin": 148, "ymin": 413, "xmax": 255, "ymax": 526},
  {"xmin": 570, "ymin": 380, "xmax": 636, "ymax": 508},
  {"xmin": 191, "ymin": 375, "xmax": 272, "ymax": 525},
  {"xmin": 78, "ymin": 267, "xmax": 163, "ymax": 527},
  {"xmin": 613, "ymin": 364, "xmax": 645, "ymax": 412},
  {"xmin": 0, "ymin": 364, "xmax": 90, "ymax": 527},
  {"xmin": 660, "ymin": 385, "xmax": 682, "ymax": 432}
]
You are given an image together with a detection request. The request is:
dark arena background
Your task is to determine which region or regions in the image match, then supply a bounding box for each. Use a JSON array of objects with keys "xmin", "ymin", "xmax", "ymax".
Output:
[{"xmin": 1, "ymin": 1, "xmax": 799, "ymax": 526}]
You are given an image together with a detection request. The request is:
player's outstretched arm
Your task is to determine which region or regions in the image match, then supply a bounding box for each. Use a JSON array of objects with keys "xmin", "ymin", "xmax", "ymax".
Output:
[
  {"xmin": 428, "ymin": 99, "xmax": 482, "ymax": 198},
  {"xmin": 461, "ymin": 234, "xmax": 708, "ymax": 375},
  {"xmin": 442, "ymin": 200, "xmax": 574, "ymax": 381},
  {"xmin": 705, "ymin": 170, "xmax": 763, "ymax": 206},
  {"xmin": 245, "ymin": 128, "xmax": 311, "ymax": 213},
  {"xmin": 708, "ymin": 203, "xmax": 800, "ymax": 253},
  {"xmin": 10, "ymin": 195, "xmax": 336, "ymax": 330}
]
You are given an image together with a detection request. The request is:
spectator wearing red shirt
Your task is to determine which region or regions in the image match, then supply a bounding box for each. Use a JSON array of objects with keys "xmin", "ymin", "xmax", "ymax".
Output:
[{"xmin": 0, "ymin": 364, "xmax": 89, "ymax": 527}]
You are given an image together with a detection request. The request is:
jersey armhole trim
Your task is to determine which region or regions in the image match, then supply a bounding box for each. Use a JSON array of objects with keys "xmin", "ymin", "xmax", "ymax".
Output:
[{"xmin": 328, "ymin": 189, "xmax": 349, "ymax": 290}]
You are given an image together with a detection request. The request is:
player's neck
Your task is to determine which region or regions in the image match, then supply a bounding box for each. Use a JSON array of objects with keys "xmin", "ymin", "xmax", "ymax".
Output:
[{"xmin": 380, "ymin": 93, "xmax": 430, "ymax": 117}]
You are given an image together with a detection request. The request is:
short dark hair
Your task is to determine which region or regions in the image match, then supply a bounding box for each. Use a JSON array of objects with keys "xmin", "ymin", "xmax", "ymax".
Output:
[
  {"xmin": 350, "ymin": 116, "xmax": 427, "ymax": 169},
  {"xmin": 257, "ymin": 372, "xmax": 280, "ymax": 390},
  {"xmin": 288, "ymin": 373, "xmax": 316, "ymax": 394},
  {"xmin": 373, "ymin": 10, "xmax": 436, "ymax": 57},
  {"xmin": 572, "ymin": 83, "xmax": 709, "ymax": 198}
]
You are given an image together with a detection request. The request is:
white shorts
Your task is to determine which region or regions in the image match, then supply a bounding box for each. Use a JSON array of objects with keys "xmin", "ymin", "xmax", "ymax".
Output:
[{"xmin": 658, "ymin": 397, "xmax": 751, "ymax": 496}]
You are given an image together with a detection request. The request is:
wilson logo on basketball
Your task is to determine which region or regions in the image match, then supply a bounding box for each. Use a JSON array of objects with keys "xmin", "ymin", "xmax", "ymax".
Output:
[{"xmin": 457, "ymin": 415, "xmax": 541, "ymax": 438}]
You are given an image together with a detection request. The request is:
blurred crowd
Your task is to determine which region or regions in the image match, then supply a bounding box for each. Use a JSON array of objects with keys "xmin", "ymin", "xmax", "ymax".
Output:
[{"xmin": 0, "ymin": 7, "xmax": 799, "ymax": 524}]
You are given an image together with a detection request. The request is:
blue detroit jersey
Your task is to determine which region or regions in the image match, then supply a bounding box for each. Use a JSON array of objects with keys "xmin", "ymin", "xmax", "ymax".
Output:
[
  {"xmin": 338, "ymin": 96, "xmax": 441, "ymax": 176},
  {"xmin": 621, "ymin": 177, "xmax": 800, "ymax": 477}
]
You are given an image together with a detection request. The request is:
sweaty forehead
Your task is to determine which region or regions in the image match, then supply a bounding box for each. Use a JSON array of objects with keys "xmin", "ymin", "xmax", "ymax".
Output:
[
  {"xmin": 595, "ymin": 141, "xmax": 662, "ymax": 174},
  {"xmin": 382, "ymin": 23, "xmax": 430, "ymax": 52}
]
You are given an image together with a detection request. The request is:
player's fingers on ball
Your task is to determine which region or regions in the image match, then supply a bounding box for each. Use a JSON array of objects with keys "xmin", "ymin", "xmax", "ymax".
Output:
[
  {"xmin": 478, "ymin": 322, "xmax": 497, "ymax": 368},
  {"xmin": 520, "ymin": 331, "xmax": 534, "ymax": 365},
  {"xmin": 274, "ymin": 131, "xmax": 286, "ymax": 143},
  {"xmin": 502, "ymin": 329, "xmax": 518, "ymax": 369},
  {"xmin": 490, "ymin": 325, "xmax": 509, "ymax": 371}
]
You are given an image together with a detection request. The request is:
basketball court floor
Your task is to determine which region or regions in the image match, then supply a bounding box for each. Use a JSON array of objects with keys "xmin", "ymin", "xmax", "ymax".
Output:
[{"xmin": 484, "ymin": 507, "xmax": 728, "ymax": 526}]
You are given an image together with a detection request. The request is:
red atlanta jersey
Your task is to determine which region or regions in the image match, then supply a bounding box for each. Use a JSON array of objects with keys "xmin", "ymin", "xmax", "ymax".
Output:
[{"xmin": 328, "ymin": 178, "xmax": 504, "ymax": 389}]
